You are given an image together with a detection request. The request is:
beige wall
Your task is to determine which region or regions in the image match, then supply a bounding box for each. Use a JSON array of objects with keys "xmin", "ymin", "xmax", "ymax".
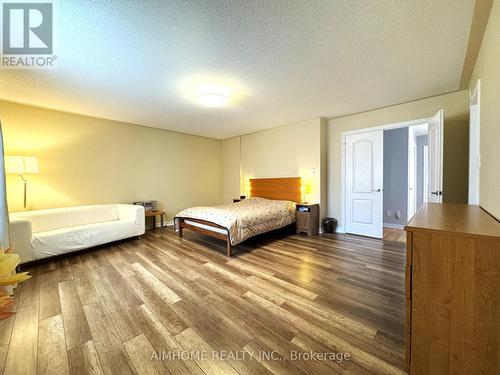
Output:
[
  {"xmin": 1, "ymin": 100, "xmax": 222, "ymax": 218},
  {"xmin": 470, "ymin": 0, "xmax": 500, "ymax": 220},
  {"xmin": 222, "ymin": 136, "xmax": 241, "ymax": 204},
  {"xmin": 241, "ymin": 118, "xmax": 323, "ymax": 205},
  {"xmin": 327, "ymin": 90, "xmax": 470, "ymax": 228},
  {"xmin": 223, "ymin": 118, "xmax": 327, "ymax": 217},
  {"xmin": 2, "ymin": 81, "xmax": 476, "ymax": 227}
]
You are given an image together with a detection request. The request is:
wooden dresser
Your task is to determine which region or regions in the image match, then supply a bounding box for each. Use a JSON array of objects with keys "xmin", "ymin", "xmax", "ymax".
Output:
[{"xmin": 404, "ymin": 203, "xmax": 500, "ymax": 374}]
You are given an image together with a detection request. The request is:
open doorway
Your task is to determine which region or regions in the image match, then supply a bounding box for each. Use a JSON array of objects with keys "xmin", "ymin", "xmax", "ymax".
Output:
[
  {"xmin": 343, "ymin": 110, "xmax": 443, "ymax": 240},
  {"xmin": 382, "ymin": 124, "xmax": 428, "ymax": 241},
  {"xmin": 382, "ymin": 127, "xmax": 410, "ymax": 242}
]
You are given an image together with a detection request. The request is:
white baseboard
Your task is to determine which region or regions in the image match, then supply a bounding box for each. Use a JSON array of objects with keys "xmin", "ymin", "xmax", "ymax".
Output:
[{"xmin": 383, "ymin": 223, "xmax": 405, "ymax": 229}]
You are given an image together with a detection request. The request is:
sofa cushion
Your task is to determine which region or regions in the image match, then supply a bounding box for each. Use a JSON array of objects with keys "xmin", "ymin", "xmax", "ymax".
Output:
[
  {"xmin": 31, "ymin": 219, "xmax": 139, "ymax": 258},
  {"xmin": 11, "ymin": 205, "xmax": 119, "ymax": 233}
]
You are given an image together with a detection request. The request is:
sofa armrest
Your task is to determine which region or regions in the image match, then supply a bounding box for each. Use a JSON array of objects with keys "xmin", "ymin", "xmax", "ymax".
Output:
[
  {"xmin": 116, "ymin": 204, "xmax": 145, "ymax": 234},
  {"xmin": 9, "ymin": 218, "xmax": 35, "ymax": 264}
]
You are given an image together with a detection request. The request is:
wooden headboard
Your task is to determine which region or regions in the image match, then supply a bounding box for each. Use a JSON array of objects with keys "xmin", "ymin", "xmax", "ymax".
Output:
[{"xmin": 249, "ymin": 177, "xmax": 302, "ymax": 202}]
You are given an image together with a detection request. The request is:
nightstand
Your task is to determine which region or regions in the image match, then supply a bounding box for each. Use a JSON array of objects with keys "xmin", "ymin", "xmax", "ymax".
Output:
[
  {"xmin": 145, "ymin": 209, "xmax": 166, "ymax": 230},
  {"xmin": 296, "ymin": 203, "xmax": 319, "ymax": 235}
]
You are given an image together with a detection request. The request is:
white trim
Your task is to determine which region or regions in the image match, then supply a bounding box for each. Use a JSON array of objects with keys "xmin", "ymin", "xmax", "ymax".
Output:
[
  {"xmin": 423, "ymin": 145, "xmax": 429, "ymax": 203},
  {"xmin": 470, "ymin": 78, "xmax": 481, "ymax": 105},
  {"xmin": 469, "ymin": 79, "xmax": 480, "ymax": 205},
  {"xmin": 383, "ymin": 223, "xmax": 405, "ymax": 229},
  {"xmin": 341, "ymin": 117, "xmax": 432, "ymax": 136},
  {"xmin": 407, "ymin": 127, "xmax": 414, "ymax": 220},
  {"xmin": 407, "ymin": 126, "xmax": 421, "ymax": 220},
  {"xmin": 438, "ymin": 110, "xmax": 444, "ymax": 203},
  {"xmin": 340, "ymin": 139, "xmax": 346, "ymax": 233},
  {"xmin": 341, "ymin": 116, "xmax": 431, "ymax": 237}
]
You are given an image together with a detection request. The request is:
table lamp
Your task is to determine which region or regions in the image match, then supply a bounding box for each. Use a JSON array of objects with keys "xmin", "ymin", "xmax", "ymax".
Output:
[
  {"xmin": 5, "ymin": 156, "xmax": 39, "ymax": 209},
  {"xmin": 301, "ymin": 181, "xmax": 312, "ymax": 203}
]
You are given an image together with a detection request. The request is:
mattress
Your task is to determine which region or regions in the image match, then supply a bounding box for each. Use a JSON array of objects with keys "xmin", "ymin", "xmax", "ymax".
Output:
[{"xmin": 175, "ymin": 197, "xmax": 297, "ymax": 245}]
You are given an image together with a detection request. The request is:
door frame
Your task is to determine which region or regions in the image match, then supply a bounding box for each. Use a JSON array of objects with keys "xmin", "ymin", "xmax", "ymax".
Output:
[
  {"xmin": 423, "ymin": 145, "xmax": 429, "ymax": 203},
  {"xmin": 469, "ymin": 79, "xmax": 481, "ymax": 205},
  {"xmin": 340, "ymin": 116, "xmax": 433, "ymax": 234},
  {"xmin": 407, "ymin": 126, "xmax": 417, "ymax": 221}
]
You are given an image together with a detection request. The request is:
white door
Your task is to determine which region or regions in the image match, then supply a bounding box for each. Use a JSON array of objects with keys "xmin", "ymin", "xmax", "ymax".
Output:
[
  {"xmin": 423, "ymin": 145, "xmax": 429, "ymax": 202},
  {"xmin": 427, "ymin": 110, "xmax": 444, "ymax": 203},
  {"xmin": 469, "ymin": 79, "xmax": 480, "ymax": 205},
  {"xmin": 345, "ymin": 130, "xmax": 383, "ymax": 238},
  {"xmin": 407, "ymin": 126, "xmax": 417, "ymax": 219}
]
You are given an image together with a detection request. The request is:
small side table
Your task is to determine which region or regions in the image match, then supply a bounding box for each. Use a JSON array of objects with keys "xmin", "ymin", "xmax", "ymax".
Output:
[
  {"xmin": 296, "ymin": 203, "xmax": 319, "ymax": 235},
  {"xmin": 145, "ymin": 209, "xmax": 166, "ymax": 230}
]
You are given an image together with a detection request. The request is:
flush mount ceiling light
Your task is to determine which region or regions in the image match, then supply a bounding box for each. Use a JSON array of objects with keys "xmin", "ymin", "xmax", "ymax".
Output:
[
  {"xmin": 197, "ymin": 85, "xmax": 230, "ymax": 107},
  {"xmin": 179, "ymin": 75, "xmax": 247, "ymax": 108}
]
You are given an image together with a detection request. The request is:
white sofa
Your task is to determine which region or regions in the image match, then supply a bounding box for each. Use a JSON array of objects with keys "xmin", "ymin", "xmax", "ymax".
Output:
[{"xmin": 9, "ymin": 204, "xmax": 145, "ymax": 264}]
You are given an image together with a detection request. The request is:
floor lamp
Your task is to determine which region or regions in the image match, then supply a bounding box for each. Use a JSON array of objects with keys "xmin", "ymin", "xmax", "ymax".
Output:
[{"xmin": 5, "ymin": 156, "xmax": 39, "ymax": 209}]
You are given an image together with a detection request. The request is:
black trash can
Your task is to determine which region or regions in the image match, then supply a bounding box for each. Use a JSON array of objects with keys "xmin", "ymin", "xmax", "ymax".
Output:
[{"xmin": 323, "ymin": 218, "xmax": 337, "ymax": 233}]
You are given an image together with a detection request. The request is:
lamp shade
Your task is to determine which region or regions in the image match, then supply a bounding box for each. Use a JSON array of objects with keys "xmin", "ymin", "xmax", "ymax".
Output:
[
  {"xmin": 5, "ymin": 156, "xmax": 39, "ymax": 174},
  {"xmin": 301, "ymin": 181, "xmax": 312, "ymax": 194}
]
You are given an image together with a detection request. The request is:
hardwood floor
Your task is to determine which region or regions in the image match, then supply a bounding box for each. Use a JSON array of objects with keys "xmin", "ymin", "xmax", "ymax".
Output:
[
  {"xmin": 383, "ymin": 228, "xmax": 406, "ymax": 243},
  {"xmin": 1, "ymin": 228, "xmax": 407, "ymax": 375}
]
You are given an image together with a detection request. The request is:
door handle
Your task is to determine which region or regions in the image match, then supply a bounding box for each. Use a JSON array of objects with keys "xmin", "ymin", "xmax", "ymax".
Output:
[
  {"xmin": 372, "ymin": 189, "xmax": 382, "ymax": 192},
  {"xmin": 431, "ymin": 190, "xmax": 442, "ymax": 196}
]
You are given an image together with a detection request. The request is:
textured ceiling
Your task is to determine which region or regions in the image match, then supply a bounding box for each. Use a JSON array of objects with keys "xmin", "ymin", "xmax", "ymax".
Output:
[{"xmin": 0, "ymin": 0, "xmax": 475, "ymax": 139}]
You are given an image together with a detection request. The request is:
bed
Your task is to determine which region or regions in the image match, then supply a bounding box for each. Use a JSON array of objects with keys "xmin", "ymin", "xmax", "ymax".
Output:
[{"xmin": 174, "ymin": 177, "xmax": 301, "ymax": 256}]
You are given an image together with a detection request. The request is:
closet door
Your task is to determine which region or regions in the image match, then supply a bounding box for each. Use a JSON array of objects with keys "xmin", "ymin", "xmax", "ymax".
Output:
[
  {"xmin": 345, "ymin": 130, "xmax": 384, "ymax": 238},
  {"xmin": 428, "ymin": 110, "xmax": 444, "ymax": 203}
]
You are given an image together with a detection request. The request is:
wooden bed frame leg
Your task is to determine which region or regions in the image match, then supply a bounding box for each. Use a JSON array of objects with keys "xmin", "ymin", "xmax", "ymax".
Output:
[
  {"xmin": 226, "ymin": 240, "xmax": 232, "ymax": 257},
  {"xmin": 177, "ymin": 222, "xmax": 183, "ymax": 237}
]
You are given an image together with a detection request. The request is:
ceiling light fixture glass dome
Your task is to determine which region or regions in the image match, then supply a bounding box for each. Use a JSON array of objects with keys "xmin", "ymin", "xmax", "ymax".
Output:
[{"xmin": 197, "ymin": 85, "xmax": 230, "ymax": 107}]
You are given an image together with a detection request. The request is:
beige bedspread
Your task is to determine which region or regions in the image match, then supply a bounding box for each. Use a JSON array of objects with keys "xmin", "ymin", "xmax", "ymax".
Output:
[{"xmin": 175, "ymin": 197, "xmax": 297, "ymax": 245}]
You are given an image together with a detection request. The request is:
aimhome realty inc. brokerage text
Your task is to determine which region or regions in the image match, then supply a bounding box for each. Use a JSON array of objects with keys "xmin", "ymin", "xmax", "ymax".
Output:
[{"xmin": 151, "ymin": 350, "xmax": 352, "ymax": 363}]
